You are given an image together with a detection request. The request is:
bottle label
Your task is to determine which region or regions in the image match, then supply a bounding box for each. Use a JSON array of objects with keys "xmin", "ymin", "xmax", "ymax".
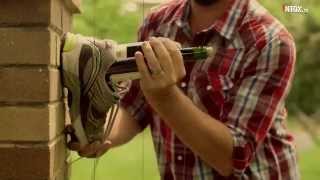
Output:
[{"xmin": 115, "ymin": 42, "xmax": 144, "ymax": 60}]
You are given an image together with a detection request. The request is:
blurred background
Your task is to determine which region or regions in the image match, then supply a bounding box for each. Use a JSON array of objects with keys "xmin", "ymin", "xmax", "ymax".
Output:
[{"xmin": 70, "ymin": 0, "xmax": 320, "ymax": 179}]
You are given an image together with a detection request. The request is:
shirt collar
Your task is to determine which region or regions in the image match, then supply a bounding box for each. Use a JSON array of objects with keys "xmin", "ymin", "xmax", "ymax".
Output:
[{"xmin": 174, "ymin": 0, "xmax": 248, "ymax": 40}]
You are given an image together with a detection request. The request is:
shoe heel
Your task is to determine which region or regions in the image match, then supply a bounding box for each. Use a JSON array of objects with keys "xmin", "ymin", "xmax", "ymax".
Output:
[{"xmin": 63, "ymin": 33, "xmax": 78, "ymax": 52}]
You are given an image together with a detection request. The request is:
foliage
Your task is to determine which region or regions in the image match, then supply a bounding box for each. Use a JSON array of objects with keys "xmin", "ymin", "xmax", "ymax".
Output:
[
  {"xmin": 260, "ymin": 1, "xmax": 320, "ymax": 116},
  {"xmin": 73, "ymin": 0, "xmax": 142, "ymax": 43}
]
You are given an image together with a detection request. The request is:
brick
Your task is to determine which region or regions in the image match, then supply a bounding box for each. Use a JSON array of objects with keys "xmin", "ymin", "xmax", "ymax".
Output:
[
  {"xmin": 0, "ymin": 67, "xmax": 62, "ymax": 103},
  {"xmin": 52, "ymin": 168, "xmax": 69, "ymax": 180},
  {"xmin": 51, "ymin": 0, "xmax": 79, "ymax": 32},
  {"xmin": 50, "ymin": 0, "xmax": 64, "ymax": 32},
  {"xmin": 62, "ymin": 3, "xmax": 73, "ymax": 32},
  {"xmin": 0, "ymin": 0, "xmax": 78, "ymax": 32},
  {"xmin": 0, "ymin": 136, "xmax": 67, "ymax": 180},
  {"xmin": 53, "ymin": 151, "xmax": 71, "ymax": 180},
  {"xmin": 51, "ymin": 0, "xmax": 74, "ymax": 33},
  {"xmin": 53, "ymin": 31, "xmax": 62, "ymax": 67},
  {"xmin": 50, "ymin": 136, "xmax": 68, "ymax": 178},
  {"xmin": 0, "ymin": 0, "xmax": 51, "ymax": 27},
  {"xmin": 0, "ymin": 28, "xmax": 61, "ymax": 66},
  {"xmin": 51, "ymin": 0, "xmax": 81, "ymax": 32},
  {"xmin": 0, "ymin": 102, "xmax": 65, "ymax": 142}
]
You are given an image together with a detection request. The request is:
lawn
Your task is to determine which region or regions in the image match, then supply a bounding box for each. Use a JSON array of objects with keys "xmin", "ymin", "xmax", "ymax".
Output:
[
  {"xmin": 70, "ymin": 128, "xmax": 160, "ymax": 180},
  {"xmin": 70, "ymin": 128, "xmax": 320, "ymax": 180},
  {"xmin": 299, "ymin": 144, "xmax": 320, "ymax": 180}
]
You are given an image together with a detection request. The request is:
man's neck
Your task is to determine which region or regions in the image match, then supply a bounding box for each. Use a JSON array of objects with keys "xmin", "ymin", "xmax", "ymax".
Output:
[{"xmin": 189, "ymin": 0, "xmax": 230, "ymax": 34}]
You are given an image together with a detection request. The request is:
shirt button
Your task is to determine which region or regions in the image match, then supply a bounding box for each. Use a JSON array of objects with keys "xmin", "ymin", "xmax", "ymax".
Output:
[
  {"xmin": 206, "ymin": 85, "xmax": 212, "ymax": 91},
  {"xmin": 180, "ymin": 82, "xmax": 187, "ymax": 88},
  {"xmin": 177, "ymin": 155, "xmax": 183, "ymax": 161}
]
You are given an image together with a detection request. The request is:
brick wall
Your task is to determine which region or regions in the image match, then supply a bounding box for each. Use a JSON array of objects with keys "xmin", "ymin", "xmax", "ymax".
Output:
[{"xmin": 0, "ymin": 0, "xmax": 80, "ymax": 179}]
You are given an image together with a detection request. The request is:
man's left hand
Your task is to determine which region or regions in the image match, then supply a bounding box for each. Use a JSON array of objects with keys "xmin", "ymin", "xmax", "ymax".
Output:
[{"xmin": 134, "ymin": 37, "xmax": 186, "ymax": 102}]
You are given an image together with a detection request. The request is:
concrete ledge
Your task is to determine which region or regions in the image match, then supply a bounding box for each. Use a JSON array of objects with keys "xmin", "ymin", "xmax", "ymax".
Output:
[{"xmin": 64, "ymin": 0, "xmax": 82, "ymax": 13}]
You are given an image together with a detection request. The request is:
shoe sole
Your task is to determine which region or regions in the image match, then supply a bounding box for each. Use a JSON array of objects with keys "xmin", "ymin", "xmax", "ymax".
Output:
[{"xmin": 62, "ymin": 33, "xmax": 89, "ymax": 146}]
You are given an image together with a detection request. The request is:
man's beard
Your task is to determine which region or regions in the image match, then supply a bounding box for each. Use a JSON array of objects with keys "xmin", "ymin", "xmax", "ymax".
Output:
[{"xmin": 194, "ymin": 0, "xmax": 218, "ymax": 6}]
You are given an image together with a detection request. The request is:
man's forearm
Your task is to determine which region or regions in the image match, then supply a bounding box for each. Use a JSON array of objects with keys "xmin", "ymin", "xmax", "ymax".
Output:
[
  {"xmin": 147, "ymin": 85, "xmax": 234, "ymax": 176},
  {"xmin": 107, "ymin": 108, "xmax": 142, "ymax": 148}
]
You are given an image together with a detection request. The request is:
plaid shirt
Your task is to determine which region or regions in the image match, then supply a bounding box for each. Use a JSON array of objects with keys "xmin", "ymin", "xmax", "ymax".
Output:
[{"xmin": 121, "ymin": 0, "xmax": 299, "ymax": 179}]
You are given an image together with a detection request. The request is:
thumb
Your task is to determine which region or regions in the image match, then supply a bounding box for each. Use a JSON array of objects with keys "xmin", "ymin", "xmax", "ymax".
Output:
[
  {"xmin": 67, "ymin": 142, "xmax": 81, "ymax": 151},
  {"xmin": 175, "ymin": 41, "xmax": 182, "ymax": 49}
]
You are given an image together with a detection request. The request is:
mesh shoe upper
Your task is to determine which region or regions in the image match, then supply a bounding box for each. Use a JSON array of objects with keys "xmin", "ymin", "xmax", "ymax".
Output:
[{"xmin": 62, "ymin": 33, "xmax": 120, "ymax": 145}]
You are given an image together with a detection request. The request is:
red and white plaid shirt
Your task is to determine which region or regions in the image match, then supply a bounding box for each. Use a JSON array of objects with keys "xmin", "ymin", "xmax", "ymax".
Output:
[{"xmin": 121, "ymin": 0, "xmax": 299, "ymax": 179}]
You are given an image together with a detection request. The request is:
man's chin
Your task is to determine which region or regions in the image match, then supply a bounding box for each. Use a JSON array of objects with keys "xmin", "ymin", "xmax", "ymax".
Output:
[{"xmin": 194, "ymin": 0, "xmax": 218, "ymax": 6}]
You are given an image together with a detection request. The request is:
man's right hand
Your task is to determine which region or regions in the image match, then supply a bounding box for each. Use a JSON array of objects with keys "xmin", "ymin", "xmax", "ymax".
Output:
[
  {"xmin": 68, "ymin": 140, "xmax": 112, "ymax": 158},
  {"xmin": 66, "ymin": 107, "xmax": 143, "ymax": 158}
]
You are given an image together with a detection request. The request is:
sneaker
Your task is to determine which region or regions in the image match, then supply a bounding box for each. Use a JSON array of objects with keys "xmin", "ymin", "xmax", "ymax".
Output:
[{"xmin": 61, "ymin": 33, "xmax": 119, "ymax": 146}]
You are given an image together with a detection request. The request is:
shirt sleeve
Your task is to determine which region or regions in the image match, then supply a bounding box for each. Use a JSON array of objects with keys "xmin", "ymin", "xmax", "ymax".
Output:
[
  {"xmin": 120, "ymin": 80, "xmax": 151, "ymax": 129},
  {"xmin": 221, "ymin": 35, "xmax": 296, "ymax": 176},
  {"xmin": 119, "ymin": 14, "xmax": 155, "ymax": 129}
]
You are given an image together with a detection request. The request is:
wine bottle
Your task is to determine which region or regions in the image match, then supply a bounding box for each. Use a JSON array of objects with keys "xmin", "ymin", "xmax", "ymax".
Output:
[{"xmin": 107, "ymin": 42, "xmax": 214, "ymax": 75}]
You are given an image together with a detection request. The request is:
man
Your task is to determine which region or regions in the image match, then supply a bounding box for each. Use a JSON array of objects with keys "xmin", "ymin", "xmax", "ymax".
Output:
[{"xmin": 64, "ymin": 0, "xmax": 299, "ymax": 179}]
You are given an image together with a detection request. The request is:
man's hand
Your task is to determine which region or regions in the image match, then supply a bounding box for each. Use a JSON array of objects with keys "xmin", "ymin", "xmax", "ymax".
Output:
[
  {"xmin": 68, "ymin": 140, "xmax": 112, "ymax": 158},
  {"xmin": 135, "ymin": 37, "xmax": 186, "ymax": 102}
]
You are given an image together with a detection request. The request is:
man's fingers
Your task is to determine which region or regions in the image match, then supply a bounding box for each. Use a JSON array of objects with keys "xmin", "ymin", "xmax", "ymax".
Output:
[
  {"xmin": 149, "ymin": 37, "xmax": 174, "ymax": 75},
  {"xmin": 142, "ymin": 42, "xmax": 162, "ymax": 74},
  {"xmin": 96, "ymin": 140, "xmax": 112, "ymax": 157},
  {"xmin": 68, "ymin": 140, "xmax": 112, "ymax": 158},
  {"xmin": 175, "ymin": 41, "xmax": 182, "ymax": 49},
  {"xmin": 161, "ymin": 38, "xmax": 186, "ymax": 80},
  {"xmin": 68, "ymin": 142, "xmax": 81, "ymax": 151},
  {"xmin": 135, "ymin": 51, "xmax": 152, "ymax": 81},
  {"xmin": 78, "ymin": 141, "xmax": 100, "ymax": 157}
]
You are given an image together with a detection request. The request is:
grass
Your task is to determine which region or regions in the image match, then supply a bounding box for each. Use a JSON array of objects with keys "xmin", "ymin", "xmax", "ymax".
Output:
[
  {"xmin": 299, "ymin": 145, "xmax": 320, "ymax": 180},
  {"xmin": 70, "ymin": 128, "xmax": 160, "ymax": 180},
  {"xmin": 70, "ymin": 128, "xmax": 320, "ymax": 180}
]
